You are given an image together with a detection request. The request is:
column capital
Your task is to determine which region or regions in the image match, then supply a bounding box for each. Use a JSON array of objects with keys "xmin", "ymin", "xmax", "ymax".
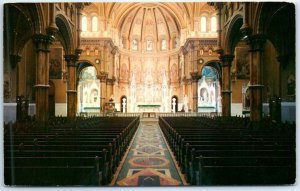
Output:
[
  {"xmin": 107, "ymin": 77, "xmax": 116, "ymax": 85},
  {"xmin": 46, "ymin": 25, "xmax": 58, "ymax": 37},
  {"xmin": 190, "ymin": 72, "xmax": 201, "ymax": 82},
  {"xmin": 240, "ymin": 25, "xmax": 253, "ymax": 39},
  {"xmin": 97, "ymin": 72, "xmax": 108, "ymax": 82},
  {"xmin": 219, "ymin": 54, "xmax": 234, "ymax": 67},
  {"xmin": 189, "ymin": 41, "xmax": 195, "ymax": 50},
  {"xmin": 181, "ymin": 47, "xmax": 188, "ymax": 55},
  {"xmin": 111, "ymin": 46, "xmax": 119, "ymax": 55},
  {"xmin": 64, "ymin": 54, "xmax": 78, "ymax": 67},
  {"xmin": 32, "ymin": 34, "xmax": 54, "ymax": 52},
  {"xmin": 248, "ymin": 34, "xmax": 266, "ymax": 51}
]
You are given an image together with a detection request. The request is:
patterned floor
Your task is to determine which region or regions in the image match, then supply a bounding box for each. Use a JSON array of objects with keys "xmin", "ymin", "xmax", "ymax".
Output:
[{"xmin": 113, "ymin": 120, "xmax": 185, "ymax": 186}]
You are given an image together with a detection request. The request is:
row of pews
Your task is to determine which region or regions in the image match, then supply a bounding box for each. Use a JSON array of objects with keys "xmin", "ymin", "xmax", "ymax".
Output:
[
  {"xmin": 159, "ymin": 116, "xmax": 295, "ymax": 185},
  {"xmin": 4, "ymin": 116, "xmax": 140, "ymax": 186}
]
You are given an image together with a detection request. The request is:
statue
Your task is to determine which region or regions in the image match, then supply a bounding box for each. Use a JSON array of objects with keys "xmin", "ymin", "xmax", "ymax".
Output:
[
  {"xmin": 122, "ymin": 97, "xmax": 127, "ymax": 113},
  {"xmin": 172, "ymin": 97, "xmax": 176, "ymax": 113}
]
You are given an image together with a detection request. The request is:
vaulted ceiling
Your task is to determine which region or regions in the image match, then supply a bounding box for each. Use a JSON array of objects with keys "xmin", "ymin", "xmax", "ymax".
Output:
[{"xmin": 84, "ymin": 2, "xmax": 216, "ymax": 33}]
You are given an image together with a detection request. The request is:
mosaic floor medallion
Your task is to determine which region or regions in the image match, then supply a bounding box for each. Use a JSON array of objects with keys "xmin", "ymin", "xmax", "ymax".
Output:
[
  {"xmin": 117, "ymin": 168, "xmax": 181, "ymax": 186},
  {"xmin": 127, "ymin": 169, "xmax": 171, "ymax": 177},
  {"xmin": 114, "ymin": 120, "xmax": 184, "ymax": 186},
  {"xmin": 129, "ymin": 157, "xmax": 169, "ymax": 168},
  {"xmin": 133, "ymin": 145, "xmax": 165, "ymax": 156}
]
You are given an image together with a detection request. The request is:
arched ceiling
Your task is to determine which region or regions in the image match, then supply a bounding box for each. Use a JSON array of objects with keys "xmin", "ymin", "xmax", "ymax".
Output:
[
  {"xmin": 82, "ymin": 2, "xmax": 217, "ymax": 48},
  {"xmin": 87, "ymin": 2, "xmax": 215, "ymax": 30},
  {"xmin": 120, "ymin": 4, "xmax": 180, "ymax": 41}
]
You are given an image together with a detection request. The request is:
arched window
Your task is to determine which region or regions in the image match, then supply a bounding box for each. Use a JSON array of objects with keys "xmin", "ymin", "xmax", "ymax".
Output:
[
  {"xmin": 161, "ymin": 39, "xmax": 167, "ymax": 50},
  {"xmin": 91, "ymin": 16, "xmax": 98, "ymax": 32},
  {"xmin": 82, "ymin": 16, "xmax": 87, "ymax": 31},
  {"xmin": 211, "ymin": 16, "xmax": 217, "ymax": 32},
  {"xmin": 200, "ymin": 16, "xmax": 207, "ymax": 32}
]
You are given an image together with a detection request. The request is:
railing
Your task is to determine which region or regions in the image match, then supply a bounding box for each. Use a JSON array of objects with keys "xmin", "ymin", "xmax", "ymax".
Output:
[
  {"xmin": 115, "ymin": 112, "xmax": 142, "ymax": 117},
  {"xmin": 78, "ymin": 112, "xmax": 101, "ymax": 117},
  {"xmin": 78, "ymin": 112, "xmax": 221, "ymax": 118},
  {"xmin": 157, "ymin": 112, "xmax": 221, "ymax": 118}
]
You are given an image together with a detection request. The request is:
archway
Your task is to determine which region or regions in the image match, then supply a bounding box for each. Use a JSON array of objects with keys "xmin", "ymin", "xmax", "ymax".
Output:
[
  {"xmin": 77, "ymin": 65, "xmax": 100, "ymax": 113},
  {"xmin": 198, "ymin": 65, "xmax": 221, "ymax": 113},
  {"xmin": 223, "ymin": 16, "xmax": 244, "ymax": 116},
  {"xmin": 120, "ymin": 95, "xmax": 127, "ymax": 113},
  {"xmin": 171, "ymin": 95, "xmax": 178, "ymax": 112}
]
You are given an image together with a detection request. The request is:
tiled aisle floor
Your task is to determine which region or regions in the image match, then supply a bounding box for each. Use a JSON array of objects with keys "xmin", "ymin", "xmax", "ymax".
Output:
[{"xmin": 112, "ymin": 119, "xmax": 186, "ymax": 186}]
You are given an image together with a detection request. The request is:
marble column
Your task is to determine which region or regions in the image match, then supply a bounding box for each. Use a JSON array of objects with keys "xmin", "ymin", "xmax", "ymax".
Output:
[
  {"xmin": 64, "ymin": 54, "xmax": 78, "ymax": 118},
  {"xmin": 97, "ymin": 72, "xmax": 108, "ymax": 112},
  {"xmin": 190, "ymin": 72, "xmax": 201, "ymax": 112},
  {"xmin": 219, "ymin": 54, "xmax": 234, "ymax": 116},
  {"xmin": 276, "ymin": 55, "xmax": 288, "ymax": 98},
  {"xmin": 248, "ymin": 34, "xmax": 266, "ymax": 122},
  {"xmin": 32, "ymin": 34, "xmax": 53, "ymax": 125},
  {"xmin": 10, "ymin": 55, "xmax": 22, "ymax": 99}
]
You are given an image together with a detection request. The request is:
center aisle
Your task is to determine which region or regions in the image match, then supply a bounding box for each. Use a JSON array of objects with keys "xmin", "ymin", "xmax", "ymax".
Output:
[{"xmin": 111, "ymin": 119, "xmax": 186, "ymax": 186}]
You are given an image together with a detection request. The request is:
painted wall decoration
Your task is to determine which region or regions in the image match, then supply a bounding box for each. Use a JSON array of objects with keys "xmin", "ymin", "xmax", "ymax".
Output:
[
  {"xmin": 171, "ymin": 63, "xmax": 178, "ymax": 82},
  {"xmin": 146, "ymin": 40, "xmax": 153, "ymax": 51},
  {"xmin": 121, "ymin": 63, "xmax": 129, "ymax": 80},
  {"xmin": 49, "ymin": 47, "xmax": 63, "ymax": 79},
  {"xmin": 132, "ymin": 39, "xmax": 138, "ymax": 50},
  {"xmin": 234, "ymin": 47, "xmax": 250, "ymax": 79}
]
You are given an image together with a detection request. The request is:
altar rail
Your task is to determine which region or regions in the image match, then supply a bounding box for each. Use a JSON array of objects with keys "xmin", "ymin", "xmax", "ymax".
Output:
[
  {"xmin": 79, "ymin": 112, "xmax": 142, "ymax": 117},
  {"xmin": 78, "ymin": 112, "xmax": 221, "ymax": 118},
  {"xmin": 115, "ymin": 113, "xmax": 142, "ymax": 117},
  {"xmin": 157, "ymin": 112, "xmax": 221, "ymax": 118}
]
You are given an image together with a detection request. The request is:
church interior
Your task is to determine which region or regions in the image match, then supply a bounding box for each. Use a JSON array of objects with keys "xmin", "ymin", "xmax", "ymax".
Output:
[{"xmin": 3, "ymin": 2, "xmax": 296, "ymax": 186}]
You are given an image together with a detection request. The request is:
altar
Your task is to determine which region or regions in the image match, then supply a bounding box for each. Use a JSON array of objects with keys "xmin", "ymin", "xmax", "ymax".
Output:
[
  {"xmin": 198, "ymin": 106, "xmax": 215, "ymax": 113},
  {"xmin": 137, "ymin": 104, "xmax": 160, "ymax": 112}
]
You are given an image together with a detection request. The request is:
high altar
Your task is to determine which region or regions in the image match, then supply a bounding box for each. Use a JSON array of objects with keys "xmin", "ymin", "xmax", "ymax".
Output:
[{"xmin": 126, "ymin": 60, "xmax": 173, "ymax": 112}]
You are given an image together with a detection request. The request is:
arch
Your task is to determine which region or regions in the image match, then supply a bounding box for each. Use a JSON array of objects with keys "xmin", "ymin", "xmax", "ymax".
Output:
[
  {"xmin": 81, "ymin": 15, "xmax": 88, "ymax": 31},
  {"xmin": 201, "ymin": 60, "xmax": 222, "ymax": 80},
  {"xmin": 120, "ymin": 95, "xmax": 127, "ymax": 112},
  {"xmin": 91, "ymin": 16, "xmax": 98, "ymax": 32},
  {"xmin": 171, "ymin": 95, "xmax": 178, "ymax": 112},
  {"xmin": 223, "ymin": 14, "xmax": 243, "ymax": 54},
  {"xmin": 198, "ymin": 66, "xmax": 221, "ymax": 113},
  {"xmin": 255, "ymin": 2, "xmax": 295, "ymax": 56},
  {"xmin": 55, "ymin": 14, "xmax": 74, "ymax": 54},
  {"xmin": 211, "ymin": 16, "xmax": 217, "ymax": 32},
  {"xmin": 200, "ymin": 16, "xmax": 207, "ymax": 32},
  {"xmin": 5, "ymin": 3, "xmax": 45, "ymax": 55},
  {"xmin": 77, "ymin": 60, "xmax": 99, "ymax": 82},
  {"xmin": 77, "ymin": 65, "xmax": 100, "ymax": 113}
]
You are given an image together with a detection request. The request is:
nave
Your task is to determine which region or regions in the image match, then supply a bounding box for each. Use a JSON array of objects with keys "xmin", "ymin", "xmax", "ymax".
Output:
[{"xmin": 4, "ymin": 115, "xmax": 295, "ymax": 186}]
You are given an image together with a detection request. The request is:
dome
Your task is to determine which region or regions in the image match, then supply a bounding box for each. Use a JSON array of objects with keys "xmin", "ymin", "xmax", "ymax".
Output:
[{"xmin": 118, "ymin": 3, "xmax": 181, "ymax": 51}]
